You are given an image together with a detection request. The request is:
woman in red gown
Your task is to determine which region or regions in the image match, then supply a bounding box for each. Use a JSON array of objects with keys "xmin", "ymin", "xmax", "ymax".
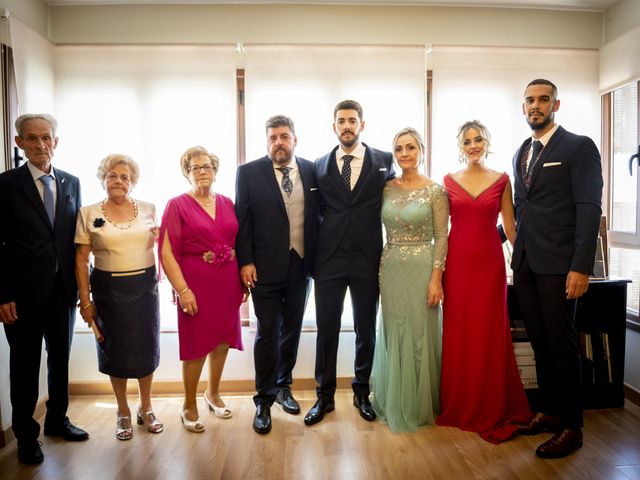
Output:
[{"xmin": 437, "ymin": 120, "xmax": 531, "ymax": 443}]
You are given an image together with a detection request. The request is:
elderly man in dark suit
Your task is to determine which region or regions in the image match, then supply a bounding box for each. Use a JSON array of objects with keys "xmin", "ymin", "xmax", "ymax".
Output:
[
  {"xmin": 511, "ymin": 79, "xmax": 603, "ymax": 458},
  {"xmin": 0, "ymin": 113, "xmax": 88, "ymax": 465},
  {"xmin": 304, "ymin": 100, "xmax": 395, "ymax": 426},
  {"xmin": 236, "ymin": 115, "xmax": 318, "ymax": 434}
]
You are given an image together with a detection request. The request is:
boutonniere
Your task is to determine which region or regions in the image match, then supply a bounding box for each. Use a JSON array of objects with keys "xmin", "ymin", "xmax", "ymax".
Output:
[{"xmin": 93, "ymin": 218, "xmax": 106, "ymax": 228}]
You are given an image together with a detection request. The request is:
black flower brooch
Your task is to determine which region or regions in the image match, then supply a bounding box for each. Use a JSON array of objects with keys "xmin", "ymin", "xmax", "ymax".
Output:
[{"xmin": 93, "ymin": 218, "xmax": 106, "ymax": 228}]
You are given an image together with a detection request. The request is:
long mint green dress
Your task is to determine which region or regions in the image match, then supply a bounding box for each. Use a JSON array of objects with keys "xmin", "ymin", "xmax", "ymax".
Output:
[{"xmin": 372, "ymin": 182, "xmax": 449, "ymax": 432}]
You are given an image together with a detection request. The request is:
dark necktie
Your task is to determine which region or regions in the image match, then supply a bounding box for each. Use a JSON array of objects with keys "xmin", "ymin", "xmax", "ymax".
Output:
[
  {"xmin": 524, "ymin": 140, "xmax": 543, "ymax": 189},
  {"xmin": 40, "ymin": 175, "xmax": 55, "ymax": 225},
  {"xmin": 341, "ymin": 155, "xmax": 353, "ymax": 190},
  {"xmin": 278, "ymin": 167, "xmax": 293, "ymax": 195}
]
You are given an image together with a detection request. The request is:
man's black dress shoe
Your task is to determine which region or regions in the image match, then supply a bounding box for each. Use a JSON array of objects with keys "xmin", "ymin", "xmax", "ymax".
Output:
[
  {"xmin": 275, "ymin": 388, "xmax": 300, "ymax": 415},
  {"xmin": 304, "ymin": 398, "xmax": 335, "ymax": 426},
  {"xmin": 17, "ymin": 440, "xmax": 44, "ymax": 465},
  {"xmin": 353, "ymin": 394, "xmax": 376, "ymax": 422},
  {"xmin": 517, "ymin": 412, "xmax": 563, "ymax": 436},
  {"xmin": 43, "ymin": 422, "xmax": 89, "ymax": 441},
  {"xmin": 253, "ymin": 404, "xmax": 272, "ymax": 434},
  {"xmin": 536, "ymin": 428, "xmax": 583, "ymax": 459}
]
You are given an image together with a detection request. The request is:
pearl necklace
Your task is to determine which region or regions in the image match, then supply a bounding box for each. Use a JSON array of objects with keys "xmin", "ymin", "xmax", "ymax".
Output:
[{"xmin": 101, "ymin": 198, "xmax": 138, "ymax": 230}]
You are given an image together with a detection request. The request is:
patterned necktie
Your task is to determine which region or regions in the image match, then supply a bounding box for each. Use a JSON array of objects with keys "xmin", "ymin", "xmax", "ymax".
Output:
[
  {"xmin": 523, "ymin": 140, "xmax": 543, "ymax": 189},
  {"xmin": 341, "ymin": 155, "xmax": 353, "ymax": 190},
  {"xmin": 40, "ymin": 175, "xmax": 55, "ymax": 225},
  {"xmin": 278, "ymin": 167, "xmax": 293, "ymax": 195}
]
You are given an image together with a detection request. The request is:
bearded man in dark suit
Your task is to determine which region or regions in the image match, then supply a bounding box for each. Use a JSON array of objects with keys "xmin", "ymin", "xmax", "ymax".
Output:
[
  {"xmin": 304, "ymin": 100, "xmax": 395, "ymax": 426},
  {"xmin": 0, "ymin": 114, "xmax": 88, "ymax": 465},
  {"xmin": 512, "ymin": 80, "xmax": 603, "ymax": 459},
  {"xmin": 236, "ymin": 115, "xmax": 318, "ymax": 434}
]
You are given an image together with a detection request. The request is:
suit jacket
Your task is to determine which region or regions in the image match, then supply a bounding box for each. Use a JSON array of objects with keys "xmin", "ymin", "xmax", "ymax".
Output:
[
  {"xmin": 0, "ymin": 163, "xmax": 81, "ymax": 308},
  {"xmin": 235, "ymin": 156, "xmax": 319, "ymax": 283},
  {"xmin": 511, "ymin": 126, "xmax": 603, "ymax": 275},
  {"xmin": 314, "ymin": 143, "xmax": 395, "ymax": 265}
]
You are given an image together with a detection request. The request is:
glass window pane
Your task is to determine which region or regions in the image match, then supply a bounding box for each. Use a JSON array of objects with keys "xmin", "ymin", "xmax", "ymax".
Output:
[
  {"xmin": 608, "ymin": 247, "xmax": 640, "ymax": 314},
  {"xmin": 611, "ymin": 83, "xmax": 638, "ymax": 233}
]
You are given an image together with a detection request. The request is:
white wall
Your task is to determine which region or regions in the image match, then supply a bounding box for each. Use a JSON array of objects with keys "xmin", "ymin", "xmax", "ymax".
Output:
[{"xmin": 49, "ymin": 4, "xmax": 602, "ymax": 48}]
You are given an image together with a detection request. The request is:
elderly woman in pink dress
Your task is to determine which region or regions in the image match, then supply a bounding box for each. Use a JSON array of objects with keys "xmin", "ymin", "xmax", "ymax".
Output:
[{"xmin": 160, "ymin": 146, "xmax": 247, "ymax": 433}]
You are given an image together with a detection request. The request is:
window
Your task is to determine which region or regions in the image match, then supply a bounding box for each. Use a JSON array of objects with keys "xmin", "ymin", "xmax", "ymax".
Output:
[{"xmin": 606, "ymin": 81, "xmax": 640, "ymax": 326}]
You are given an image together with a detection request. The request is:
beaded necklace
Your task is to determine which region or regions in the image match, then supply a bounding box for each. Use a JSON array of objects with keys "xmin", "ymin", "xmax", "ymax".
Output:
[{"xmin": 101, "ymin": 198, "xmax": 138, "ymax": 230}]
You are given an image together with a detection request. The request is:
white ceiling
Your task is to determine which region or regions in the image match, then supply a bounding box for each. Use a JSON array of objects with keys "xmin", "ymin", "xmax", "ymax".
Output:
[{"xmin": 42, "ymin": 0, "xmax": 620, "ymax": 13}]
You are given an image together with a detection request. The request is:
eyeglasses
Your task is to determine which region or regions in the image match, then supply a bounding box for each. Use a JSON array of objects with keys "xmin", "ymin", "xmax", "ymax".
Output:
[
  {"xmin": 188, "ymin": 164, "xmax": 214, "ymax": 173},
  {"xmin": 106, "ymin": 173, "xmax": 131, "ymax": 183}
]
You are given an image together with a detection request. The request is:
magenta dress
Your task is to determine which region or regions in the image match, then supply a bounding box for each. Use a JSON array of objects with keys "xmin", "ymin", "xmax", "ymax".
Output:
[{"xmin": 160, "ymin": 193, "xmax": 243, "ymax": 360}]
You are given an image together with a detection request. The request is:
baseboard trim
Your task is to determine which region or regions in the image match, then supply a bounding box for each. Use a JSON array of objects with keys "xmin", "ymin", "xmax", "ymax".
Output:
[
  {"xmin": 68, "ymin": 377, "xmax": 353, "ymax": 396},
  {"xmin": 624, "ymin": 383, "xmax": 640, "ymax": 407}
]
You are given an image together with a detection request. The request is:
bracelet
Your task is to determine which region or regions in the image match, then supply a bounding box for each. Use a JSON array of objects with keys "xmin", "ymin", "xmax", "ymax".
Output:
[
  {"xmin": 80, "ymin": 303, "xmax": 93, "ymax": 311},
  {"xmin": 177, "ymin": 287, "xmax": 190, "ymax": 297}
]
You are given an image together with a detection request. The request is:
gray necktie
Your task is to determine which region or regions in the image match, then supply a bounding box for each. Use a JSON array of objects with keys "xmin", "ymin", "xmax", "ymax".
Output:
[
  {"xmin": 278, "ymin": 167, "xmax": 293, "ymax": 195},
  {"xmin": 40, "ymin": 175, "xmax": 55, "ymax": 225},
  {"xmin": 524, "ymin": 140, "xmax": 543, "ymax": 189},
  {"xmin": 341, "ymin": 155, "xmax": 353, "ymax": 190}
]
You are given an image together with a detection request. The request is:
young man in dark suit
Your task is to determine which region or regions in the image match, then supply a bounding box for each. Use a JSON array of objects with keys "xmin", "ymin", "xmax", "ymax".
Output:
[
  {"xmin": 0, "ymin": 114, "xmax": 88, "ymax": 465},
  {"xmin": 236, "ymin": 115, "xmax": 318, "ymax": 434},
  {"xmin": 511, "ymin": 80, "xmax": 603, "ymax": 458},
  {"xmin": 304, "ymin": 100, "xmax": 395, "ymax": 425}
]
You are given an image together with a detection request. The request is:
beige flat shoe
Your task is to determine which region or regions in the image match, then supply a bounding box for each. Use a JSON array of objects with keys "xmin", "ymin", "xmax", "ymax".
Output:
[{"xmin": 204, "ymin": 391, "xmax": 232, "ymax": 419}]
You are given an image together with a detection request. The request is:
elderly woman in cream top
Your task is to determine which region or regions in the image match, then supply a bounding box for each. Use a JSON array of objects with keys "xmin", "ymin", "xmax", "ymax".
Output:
[{"xmin": 75, "ymin": 154, "xmax": 162, "ymax": 441}]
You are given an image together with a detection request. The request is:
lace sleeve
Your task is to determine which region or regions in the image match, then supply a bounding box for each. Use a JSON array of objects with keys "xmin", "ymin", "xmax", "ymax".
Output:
[{"xmin": 431, "ymin": 184, "xmax": 450, "ymax": 271}]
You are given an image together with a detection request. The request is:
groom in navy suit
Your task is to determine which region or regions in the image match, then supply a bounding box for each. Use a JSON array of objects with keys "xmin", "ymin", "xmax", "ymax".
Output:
[
  {"xmin": 304, "ymin": 100, "xmax": 395, "ymax": 425},
  {"xmin": 511, "ymin": 80, "xmax": 603, "ymax": 458},
  {"xmin": 236, "ymin": 115, "xmax": 318, "ymax": 434},
  {"xmin": 0, "ymin": 114, "xmax": 88, "ymax": 465}
]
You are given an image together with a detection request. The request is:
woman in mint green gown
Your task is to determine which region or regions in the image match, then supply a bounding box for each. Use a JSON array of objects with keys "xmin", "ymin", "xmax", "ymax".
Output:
[{"xmin": 372, "ymin": 127, "xmax": 449, "ymax": 432}]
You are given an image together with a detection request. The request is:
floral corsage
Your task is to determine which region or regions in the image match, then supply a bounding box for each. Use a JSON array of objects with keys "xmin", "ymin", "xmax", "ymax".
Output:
[
  {"xmin": 93, "ymin": 218, "xmax": 106, "ymax": 228},
  {"xmin": 202, "ymin": 243, "xmax": 236, "ymax": 266}
]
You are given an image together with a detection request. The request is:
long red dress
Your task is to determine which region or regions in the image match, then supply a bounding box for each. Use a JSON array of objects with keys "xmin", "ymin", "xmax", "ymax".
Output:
[
  {"xmin": 437, "ymin": 172, "xmax": 530, "ymax": 444},
  {"xmin": 159, "ymin": 193, "xmax": 243, "ymax": 361}
]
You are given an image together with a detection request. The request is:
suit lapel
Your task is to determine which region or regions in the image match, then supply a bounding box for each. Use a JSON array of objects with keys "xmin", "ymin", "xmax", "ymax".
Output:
[
  {"xmin": 17, "ymin": 164, "xmax": 53, "ymax": 230},
  {"xmin": 527, "ymin": 127, "xmax": 566, "ymax": 191},
  {"xmin": 261, "ymin": 157, "xmax": 288, "ymax": 216}
]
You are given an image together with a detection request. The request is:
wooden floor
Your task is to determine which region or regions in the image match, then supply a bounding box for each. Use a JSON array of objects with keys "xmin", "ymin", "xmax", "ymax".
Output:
[{"xmin": 1, "ymin": 391, "xmax": 640, "ymax": 480}]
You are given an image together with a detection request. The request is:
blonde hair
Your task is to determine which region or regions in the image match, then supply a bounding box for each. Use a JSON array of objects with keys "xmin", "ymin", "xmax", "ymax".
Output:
[
  {"xmin": 393, "ymin": 127, "xmax": 425, "ymax": 166},
  {"xmin": 97, "ymin": 154, "xmax": 140, "ymax": 186},
  {"xmin": 179, "ymin": 146, "xmax": 220, "ymax": 178},
  {"xmin": 456, "ymin": 120, "xmax": 492, "ymax": 163}
]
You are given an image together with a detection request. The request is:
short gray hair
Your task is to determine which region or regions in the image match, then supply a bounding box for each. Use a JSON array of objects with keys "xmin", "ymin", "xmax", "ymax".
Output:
[
  {"xmin": 97, "ymin": 154, "xmax": 141, "ymax": 187},
  {"xmin": 15, "ymin": 113, "xmax": 58, "ymax": 137}
]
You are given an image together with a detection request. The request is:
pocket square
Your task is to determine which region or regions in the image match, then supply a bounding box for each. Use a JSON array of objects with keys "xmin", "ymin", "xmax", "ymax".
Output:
[
  {"xmin": 379, "ymin": 168, "xmax": 387, "ymax": 171},
  {"xmin": 310, "ymin": 187, "xmax": 318, "ymax": 191},
  {"xmin": 543, "ymin": 162, "xmax": 562, "ymax": 167}
]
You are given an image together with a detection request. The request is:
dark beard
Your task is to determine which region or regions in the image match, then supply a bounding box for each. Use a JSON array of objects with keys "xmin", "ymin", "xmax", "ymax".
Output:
[
  {"xmin": 339, "ymin": 132, "xmax": 359, "ymax": 148},
  {"xmin": 527, "ymin": 114, "xmax": 552, "ymax": 131}
]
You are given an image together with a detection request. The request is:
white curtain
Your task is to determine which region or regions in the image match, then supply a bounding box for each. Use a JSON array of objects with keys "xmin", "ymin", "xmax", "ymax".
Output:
[
  {"xmin": 243, "ymin": 44, "xmax": 426, "ymax": 163},
  {"xmin": 428, "ymin": 46, "xmax": 600, "ymax": 184},
  {"xmin": 600, "ymin": 24, "xmax": 640, "ymax": 93},
  {"xmin": 9, "ymin": 17, "xmax": 54, "ymax": 114},
  {"xmin": 54, "ymin": 45, "xmax": 237, "ymax": 206}
]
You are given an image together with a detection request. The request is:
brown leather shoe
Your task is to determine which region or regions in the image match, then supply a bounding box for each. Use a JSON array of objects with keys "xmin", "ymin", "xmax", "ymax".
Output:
[
  {"xmin": 517, "ymin": 412, "xmax": 563, "ymax": 436},
  {"xmin": 536, "ymin": 429, "xmax": 583, "ymax": 459}
]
